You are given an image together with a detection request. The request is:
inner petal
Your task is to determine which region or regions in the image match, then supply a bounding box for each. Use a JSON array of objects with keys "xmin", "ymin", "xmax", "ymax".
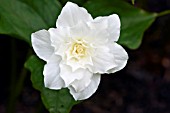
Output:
[
  {"xmin": 65, "ymin": 39, "xmax": 93, "ymax": 71},
  {"xmin": 67, "ymin": 39, "xmax": 87, "ymax": 60}
]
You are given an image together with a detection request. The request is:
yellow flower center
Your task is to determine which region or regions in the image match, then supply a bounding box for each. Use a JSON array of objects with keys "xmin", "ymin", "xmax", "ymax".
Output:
[
  {"xmin": 74, "ymin": 43, "xmax": 85, "ymax": 55},
  {"xmin": 67, "ymin": 40, "xmax": 88, "ymax": 61}
]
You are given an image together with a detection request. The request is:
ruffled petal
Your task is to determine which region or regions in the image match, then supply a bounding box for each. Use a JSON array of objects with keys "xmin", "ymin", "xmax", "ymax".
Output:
[
  {"xmin": 31, "ymin": 29, "xmax": 54, "ymax": 61},
  {"xmin": 59, "ymin": 63, "xmax": 90, "ymax": 87},
  {"xmin": 70, "ymin": 70, "xmax": 93, "ymax": 92},
  {"xmin": 49, "ymin": 27, "xmax": 70, "ymax": 45},
  {"xmin": 89, "ymin": 14, "xmax": 120, "ymax": 42},
  {"xmin": 107, "ymin": 43, "xmax": 128, "ymax": 73},
  {"xmin": 69, "ymin": 21, "xmax": 109, "ymax": 46},
  {"xmin": 49, "ymin": 28, "xmax": 70, "ymax": 57},
  {"xmin": 56, "ymin": 2, "xmax": 93, "ymax": 28},
  {"xmin": 43, "ymin": 54, "xmax": 65, "ymax": 89},
  {"xmin": 69, "ymin": 21, "xmax": 91, "ymax": 40},
  {"xmin": 68, "ymin": 74, "xmax": 101, "ymax": 100}
]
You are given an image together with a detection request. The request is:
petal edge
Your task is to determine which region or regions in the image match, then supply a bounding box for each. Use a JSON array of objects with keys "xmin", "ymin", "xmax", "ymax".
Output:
[
  {"xmin": 31, "ymin": 29, "xmax": 54, "ymax": 61},
  {"xmin": 56, "ymin": 2, "xmax": 93, "ymax": 28}
]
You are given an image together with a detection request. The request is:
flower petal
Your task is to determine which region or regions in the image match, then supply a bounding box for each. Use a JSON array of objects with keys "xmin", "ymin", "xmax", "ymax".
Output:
[
  {"xmin": 31, "ymin": 29, "xmax": 54, "ymax": 61},
  {"xmin": 69, "ymin": 21, "xmax": 91, "ymax": 40},
  {"xmin": 56, "ymin": 2, "xmax": 93, "ymax": 28},
  {"xmin": 68, "ymin": 74, "xmax": 101, "ymax": 100},
  {"xmin": 49, "ymin": 28, "xmax": 70, "ymax": 57},
  {"xmin": 107, "ymin": 43, "xmax": 128, "ymax": 73},
  {"xmin": 59, "ymin": 63, "xmax": 90, "ymax": 87},
  {"xmin": 49, "ymin": 27, "xmax": 70, "ymax": 45},
  {"xmin": 43, "ymin": 54, "xmax": 65, "ymax": 89},
  {"xmin": 70, "ymin": 70, "xmax": 93, "ymax": 92},
  {"xmin": 90, "ymin": 46, "xmax": 116, "ymax": 73},
  {"xmin": 90, "ymin": 14, "xmax": 120, "ymax": 42},
  {"xmin": 69, "ymin": 21, "xmax": 109, "ymax": 46}
]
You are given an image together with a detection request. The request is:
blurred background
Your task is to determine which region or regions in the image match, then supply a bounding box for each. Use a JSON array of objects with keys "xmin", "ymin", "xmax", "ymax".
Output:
[{"xmin": 0, "ymin": 0, "xmax": 170, "ymax": 113}]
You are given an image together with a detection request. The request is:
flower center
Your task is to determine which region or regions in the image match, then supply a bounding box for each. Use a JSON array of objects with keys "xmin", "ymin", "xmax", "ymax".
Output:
[
  {"xmin": 74, "ymin": 43, "xmax": 85, "ymax": 55},
  {"xmin": 66, "ymin": 39, "xmax": 88, "ymax": 61},
  {"xmin": 65, "ymin": 39, "xmax": 93, "ymax": 71}
]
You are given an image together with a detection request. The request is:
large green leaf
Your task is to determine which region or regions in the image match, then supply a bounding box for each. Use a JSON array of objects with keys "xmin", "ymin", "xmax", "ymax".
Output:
[
  {"xmin": 0, "ymin": 0, "xmax": 61, "ymax": 45},
  {"xmin": 25, "ymin": 55, "xmax": 78, "ymax": 113},
  {"xmin": 84, "ymin": 0, "xmax": 157, "ymax": 49}
]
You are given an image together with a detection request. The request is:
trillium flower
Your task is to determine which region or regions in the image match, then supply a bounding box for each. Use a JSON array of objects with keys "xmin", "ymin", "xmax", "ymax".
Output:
[{"xmin": 31, "ymin": 2, "xmax": 128, "ymax": 100}]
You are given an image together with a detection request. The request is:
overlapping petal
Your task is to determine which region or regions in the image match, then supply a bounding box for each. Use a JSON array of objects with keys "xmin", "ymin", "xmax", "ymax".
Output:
[
  {"xmin": 59, "ymin": 63, "xmax": 92, "ymax": 87},
  {"xmin": 31, "ymin": 29, "xmax": 54, "ymax": 61},
  {"xmin": 89, "ymin": 14, "xmax": 120, "ymax": 42},
  {"xmin": 70, "ymin": 69, "xmax": 93, "ymax": 92},
  {"xmin": 90, "ymin": 46, "xmax": 116, "ymax": 73},
  {"xmin": 69, "ymin": 21, "xmax": 109, "ymax": 47},
  {"xmin": 49, "ymin": 28, "xmax": 70, "ymax": 57},
  {"xmin": 49, "ymin": 28, "xmax": 69, "ymax": 44},
  {"xmin": 68, "ymin": 74, "xmax": 101, "ymax": 100},
  {"xmin": 107, "ymin": 43, "xmax": 128, "ymax": 73},
  {"xmin": 56, "ymin": 2, "xmax": 93, "ymax": 28},
  {"xmin": 43, "ymin": 54, "xmax": 65, "ymax": 89}
]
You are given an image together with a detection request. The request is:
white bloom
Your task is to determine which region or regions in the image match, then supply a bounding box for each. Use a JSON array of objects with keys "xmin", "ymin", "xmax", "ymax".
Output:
[{"xmin": 31, "ymin": 2, "xmax": 128, "ymax": 100}]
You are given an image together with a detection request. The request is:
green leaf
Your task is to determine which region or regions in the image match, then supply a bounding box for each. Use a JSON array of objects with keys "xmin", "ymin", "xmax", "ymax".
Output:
[
  {"xmin": 59, "ymin": 0, "xmax": 86, "ymax": 6},
  {"xmin": 24, "ymin": 55, "xmax": 44, "ymax": 90},
  {"xmin": 0, "ymin": 0, "xmax": 61, "ymax": 45},
  {"xmin": 25, "ymin": 55, "xmax": 78, "ymax": 113},
  {"xmin": 84, "ymin": 0, "xmax": 157, "ymax": 49}
]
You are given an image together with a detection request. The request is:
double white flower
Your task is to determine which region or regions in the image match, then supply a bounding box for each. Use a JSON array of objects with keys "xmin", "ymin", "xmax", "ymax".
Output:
[{"xmin": 31, "ymin": 2, "xmax": 128, "ymax": 100}]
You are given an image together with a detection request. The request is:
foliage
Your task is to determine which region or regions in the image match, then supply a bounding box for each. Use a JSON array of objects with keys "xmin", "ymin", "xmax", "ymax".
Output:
[
  {"xmin": 84, "ymin": 0, "xmax": 157, "ymax": 49},
  {"xmin": 25, "ymin": 55, "xmax": 79, "ymax": 113},
  {"xmin": 0, "ymin": 0, "xmax": 61, "ymax": 44}
]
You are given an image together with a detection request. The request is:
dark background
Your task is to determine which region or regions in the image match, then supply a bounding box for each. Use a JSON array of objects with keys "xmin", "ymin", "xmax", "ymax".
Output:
[{"xmin": 1, "ymin": 0, "xmax": 170, "ymax": 113}]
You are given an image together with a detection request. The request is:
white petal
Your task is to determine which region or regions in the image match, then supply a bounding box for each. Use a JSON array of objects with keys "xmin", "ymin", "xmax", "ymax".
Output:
[
  {"xmin": 65, "ymin": 59, "xmax": 84, "ymax": 72},
  {"xmin": 59, "ymin": 63, "xmax": 89, "ymax": 87},
  {"xmin": 31, "ymin": 29, "xmax": 54, "ymax": 61},
  {"xmin": 66, "ymin": 50, "xmax": 93, "ymax": 72},
  {"xmin": 49, "ymin": 28, "xmax": 70, "ymax": 57},
  {"xmin": 56, "ymin": 2, "xmax": 93, "ymax": 28},
  {"xmin": 49, "ymin": 27, "xmax": 70, "ymax": 45},
  {"xmin": 43, "ymin": 54, "xmax": 65, "ymax": 89},
  {"xmin": 68, "ymin": 74, "xmax": 101, "ymax": 100},
  {"xmin": 90, "ymin": 46, "xmax": 116, "ymax": 73},
  {"xmin": 68, "ymin": 21, "xmax": 109, "ymax": 48},
  {"xmin": 89, "ymin": 14, "xmax": 120, "ymax": 42},
  {"xmin": 107, "ymin": 43, "xmax": 128, "ymax": 73},
  {"xmin": 49, "ymin": 28, "xmax": 65, "ymax": 44},
  {"xmin": 70, "ymin": 70, "xmax": 93, "ymax": 92},
  {"xmin": 69, "ymin": 21, "xmax": 91, "ymax": 39}
]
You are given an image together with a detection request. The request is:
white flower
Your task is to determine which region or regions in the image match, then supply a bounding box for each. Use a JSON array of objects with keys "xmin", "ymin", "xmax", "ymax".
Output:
[{"xmin": 31, "ymin": 2, "xmax": 128, "ymax": 100}]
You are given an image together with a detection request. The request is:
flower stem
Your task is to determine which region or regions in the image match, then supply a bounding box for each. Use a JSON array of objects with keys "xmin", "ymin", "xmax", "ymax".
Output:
[{"xmin": 157, "ymin": 10, "xmax": 170, "ymax": 17}]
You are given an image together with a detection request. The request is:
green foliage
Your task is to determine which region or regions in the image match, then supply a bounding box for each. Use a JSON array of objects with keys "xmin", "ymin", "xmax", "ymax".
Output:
[
  {"xmin": 84, "ymin": 0, "xmax": 157, "ymax": 49},
  {"xmin": 25, "ymin": 56, "xmax": 78, "ymax": 113},
  {"xmin": 0, "ymin": 0, "xmax": 61, "ymax": 45},
  {"xmin": 59, "ymin": 0, "xmax": 86, "ymax": 6}
]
